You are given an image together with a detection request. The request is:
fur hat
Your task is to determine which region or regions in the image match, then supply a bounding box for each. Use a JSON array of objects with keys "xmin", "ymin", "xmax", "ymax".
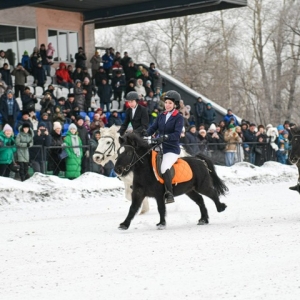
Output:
[
  {"xmin": 22, "ymin": 122, "xmax": 31, "ymax": 129},
  {"xmin": 3, "ymin": 124, "xmax": 13, "ymax": 132},
  {"xmin": 68, "ymin": 123, "xmax": 77, "ymax": 131},
  {"xmin": 53, "ymin": 122, "xmax": 62, "ymax": 130}
]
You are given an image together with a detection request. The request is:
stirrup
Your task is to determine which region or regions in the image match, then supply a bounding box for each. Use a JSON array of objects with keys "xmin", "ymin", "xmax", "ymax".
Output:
[{"xmin": 165, "ymin": 192, "xmax": 175, "ymax": 204}]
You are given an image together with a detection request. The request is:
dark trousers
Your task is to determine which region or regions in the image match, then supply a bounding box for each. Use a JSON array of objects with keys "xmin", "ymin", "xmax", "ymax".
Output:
[
  {"xmin": 14, "ymin": 85, "xmax": 25, "ymax": 98},
  {"xmin": 0, "ymin": 164, "xmax": 10, "ymax": 177},
  {"xmin": 19, "ymin": 162, "xmax": 29, "ymax": 181}
]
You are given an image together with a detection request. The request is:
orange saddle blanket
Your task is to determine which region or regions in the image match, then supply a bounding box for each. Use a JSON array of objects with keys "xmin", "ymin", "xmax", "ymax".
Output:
[{"xmin": 151, "ymin": 151, "xmax": 193, "ymax": 185}]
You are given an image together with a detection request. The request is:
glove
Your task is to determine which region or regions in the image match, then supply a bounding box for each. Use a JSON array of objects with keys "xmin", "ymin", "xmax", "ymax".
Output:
[
  {"xmin": 154, "ymin": 135, "xmax": 168, "ymax": 144},
  {"xmin": 27, "ymin": 143, "xmax": 31, "ymax": 147},
  {"xmin": 85, "ymin": 150, "xmax": 90, "ymax": 158},
  {"xmin": 6, "ymin": 140, "xmax": 14, "ymax": 146}
]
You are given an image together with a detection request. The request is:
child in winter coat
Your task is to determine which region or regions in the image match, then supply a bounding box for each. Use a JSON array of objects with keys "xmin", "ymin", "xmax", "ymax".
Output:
[
  {"xmin": 46, "ymin": 43, "xmax": 55, "ymax": 65},
  {"xmin": 15, "ymin": 122, "xmax": 34, "ymax": 181},
  {"xmin": 0, "ymin": 124, "xmax": 17, "ymax": 177}
]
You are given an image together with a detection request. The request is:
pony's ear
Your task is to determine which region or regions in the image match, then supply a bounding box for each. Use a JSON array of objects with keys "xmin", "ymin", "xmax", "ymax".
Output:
[{"xmin": 119, "ymin": 136, "xmax": 125, "ymax": 145}]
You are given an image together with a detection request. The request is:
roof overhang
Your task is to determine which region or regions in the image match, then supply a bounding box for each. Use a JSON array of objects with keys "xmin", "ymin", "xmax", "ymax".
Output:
[{"xmin": 0, "ymin": 0, "xmax": 247, "ymax": 28}]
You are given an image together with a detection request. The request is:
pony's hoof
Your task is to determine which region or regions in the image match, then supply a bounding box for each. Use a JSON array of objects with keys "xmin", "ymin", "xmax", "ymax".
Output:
[
  {"xmin": 156, "ymin": 222, "xmax": 166, "ymax": 230},
  {"xmin": 217, "ymin": 203, "xmax": 227, "ymax": 212},
  {"xmin": 197, "ymin": 219, "xmax": 209, "ymax": 225},
  {"xmin": 119, "ymin": 223, "xmax": 129, "ymax": 230}
]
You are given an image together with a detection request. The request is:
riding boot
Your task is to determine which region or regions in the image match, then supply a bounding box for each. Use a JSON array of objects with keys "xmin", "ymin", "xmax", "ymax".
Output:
[
  {"xmin": 162, "ymin": 169, "xmax": 174, "ymax": 204},
  {"xmin": 289, "ymin": 182, "xmax": 300, "ymax": 193}
]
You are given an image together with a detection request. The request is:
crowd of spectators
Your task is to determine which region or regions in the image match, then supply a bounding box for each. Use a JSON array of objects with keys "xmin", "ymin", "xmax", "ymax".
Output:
[{"xmin": 0, "ymin": 46, "xmax": 295, "ymax": 181}]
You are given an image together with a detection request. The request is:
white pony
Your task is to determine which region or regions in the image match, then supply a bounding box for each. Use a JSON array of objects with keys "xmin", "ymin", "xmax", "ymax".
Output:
[{"xmin": 93, "ymin": 125, "xmax": 150, "ymax": 214}]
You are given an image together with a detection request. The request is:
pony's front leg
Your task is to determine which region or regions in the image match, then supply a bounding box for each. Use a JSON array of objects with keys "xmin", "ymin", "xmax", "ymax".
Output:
[
  {"xmin": 156, "ymin": 196, "xmax": 166, "ymax": 230},
  {"xmin": 119, "ymin": 187, "xmax": 145, "ymax": 230}
]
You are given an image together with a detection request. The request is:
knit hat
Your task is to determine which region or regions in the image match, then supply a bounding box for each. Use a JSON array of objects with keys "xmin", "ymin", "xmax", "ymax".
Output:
[
  {"xmin": 228, "ymin": 124, "xmax": 235, "ymax": 129},
  {"xmin": 7, "ymin": 89, "xmax": 13, "ymax": 95},
  {"xmin": 24, "ymin": 51, "xmax": 28, "ymax": 55},
  {"xmin": 146, "ymin": 80, "xmax": 151, "ymax": 85},
  {"xmin": 53, "ymin": 122, "xmax": 62, "ymax": 130},
  {"xmin": 3, "ymin": 124, "xmax": 13, "ymax": 132},
  {"xmin": 277, "ymin": 125, "xmax": 284, "ymax": 132},
  {"xmin": 38, "ymin": 122, "xmax": 46, "ymax": 128},
  {"xmin": 69, "ymin": 123, "xmax": 77, "ymax": 131},
  {"xmin": 206, "ymin": 103, "xmax": 211, "ymax": 107},
  {"xmin": 208, "ymin": 123, "xmax": 216, "ymax": 132},
  {"xmin": 85, "ymin": 115, "xmax": 90, "ymax": 121}
]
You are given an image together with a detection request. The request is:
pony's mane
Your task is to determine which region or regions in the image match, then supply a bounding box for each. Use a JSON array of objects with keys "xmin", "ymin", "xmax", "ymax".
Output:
[{"xmin": 124, "ymin": 132, "xmax": 151, "ymax": 149}]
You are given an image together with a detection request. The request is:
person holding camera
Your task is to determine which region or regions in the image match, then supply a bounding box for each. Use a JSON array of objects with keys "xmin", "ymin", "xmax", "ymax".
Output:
[
  {"xmin": 75, "ymin": 47, "xmax": 87, "ymax": 69},
  {"xmin": 21, "ymin": 86, "xmax": 38, "ymax": 112},
  {"xmin": 11, "ymin": 63, "xmax": 29, "ymax": 98},
  {"xmin": 0, "ymin": 124, "xmax": 17, "ymax": 177},
  {"xmin": 40, "ymin": 92, "xmax": 56, "ymax": 118},
  {"xmin": 29, "ymin": 122, "xmax": 51, "ymax": 174}
]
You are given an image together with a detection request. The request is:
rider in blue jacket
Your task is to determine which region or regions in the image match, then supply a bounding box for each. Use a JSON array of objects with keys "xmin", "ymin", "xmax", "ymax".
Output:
[{"xmin": 146, "ymin": 90, "xmax": 184, "ymax": 204}]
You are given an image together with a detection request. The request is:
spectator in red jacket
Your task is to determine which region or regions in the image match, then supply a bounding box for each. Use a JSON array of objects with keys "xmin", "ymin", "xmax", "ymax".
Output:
[{"xmin": 56, "ymin": 62, "xmax": 73, "ymax": 89}]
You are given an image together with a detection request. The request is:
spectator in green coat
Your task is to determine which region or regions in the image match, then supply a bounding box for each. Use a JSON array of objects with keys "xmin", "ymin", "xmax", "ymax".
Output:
[
  {"xmin": 0, "ymin": 124, "xmax": 17, "ymax": 177},
  {"xmin": 63, "ymin": 123, "xmax": 83, "ymax": 179}
]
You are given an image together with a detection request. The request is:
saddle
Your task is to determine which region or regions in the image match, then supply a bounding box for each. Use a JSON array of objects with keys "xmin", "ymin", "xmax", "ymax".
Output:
[{"xmin": 151, "ymin": 150, "xmax": 193, "ymax": 185}]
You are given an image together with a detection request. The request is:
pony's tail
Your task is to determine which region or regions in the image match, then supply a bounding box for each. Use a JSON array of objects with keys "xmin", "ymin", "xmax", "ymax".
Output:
[{"xmin": 196, "ymin": 153, "xmax": 229, "ymax": 196}]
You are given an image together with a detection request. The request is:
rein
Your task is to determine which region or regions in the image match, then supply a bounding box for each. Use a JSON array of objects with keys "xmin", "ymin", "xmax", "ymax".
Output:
[{"xmin": 94, "ymin": 135, "xmax": 116, "ymax": 158}]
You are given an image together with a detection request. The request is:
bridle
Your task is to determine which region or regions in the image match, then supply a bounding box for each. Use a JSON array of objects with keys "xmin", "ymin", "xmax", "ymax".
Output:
[
  {"xmin": 94, "ymin": 135, "xmax": 116, "ymax": 159},
  {"xmin": 289, "ymin": 134, "xmax": 300, "ymax": 165},
  {"xmin": 116, "ymin": 143, "xmax": 159, "ymax": 176}
]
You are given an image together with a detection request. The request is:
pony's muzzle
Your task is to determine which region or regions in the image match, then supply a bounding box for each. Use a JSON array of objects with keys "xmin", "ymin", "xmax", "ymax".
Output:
[
  {"xmin": 114, "ymin": 165, "xmax": 124, "ymax": 176},
  {"xmin": 93, "ymin": 153, "xmax": 103, "ymax": 164}
]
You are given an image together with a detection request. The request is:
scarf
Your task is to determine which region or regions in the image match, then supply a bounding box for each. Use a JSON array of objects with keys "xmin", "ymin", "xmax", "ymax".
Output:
[{"xmin": 71, "ymin": 134, "xmax": 81, "ymax": 157}]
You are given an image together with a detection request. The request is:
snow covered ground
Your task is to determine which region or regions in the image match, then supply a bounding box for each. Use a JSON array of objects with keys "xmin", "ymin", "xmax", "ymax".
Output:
[{"xmin": 1, "ymin": 162, "xmax": 300, "ymax": 300}]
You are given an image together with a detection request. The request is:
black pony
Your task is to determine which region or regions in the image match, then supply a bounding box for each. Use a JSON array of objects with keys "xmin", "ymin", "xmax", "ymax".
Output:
[
  {"xmin": 114, "ymin": 133, "xmax": 228, "ymax": 230},
  {"xmin": 289, "ymin": 125, "xmax": 300, "ymax": 192}
]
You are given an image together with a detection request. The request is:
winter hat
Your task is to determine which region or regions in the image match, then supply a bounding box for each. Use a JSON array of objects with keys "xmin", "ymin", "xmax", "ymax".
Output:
[
  {"xmin": 69, "ymin": 123, "xmax": 77, "ymax": 131},
  {"xmin": 146, "ymin": 80, "xmax": 151, "ymax": 85},
  {"xmin": 76, "ymin": 115, "xmax": 84, "ymax": 121},
  {"xmin": 24, "ymin": 51, "xmax": 28, "ymax": 55},
  {"xmin": 277, "ymin": 125, "xmax": 284, "ymax": 132},
  {"xmin": 85, "ymin": 115, "xmax": 90, "ymax": 121},
  {"xmin": 53, "ymin": 122, "xmax": 62, "ymax": 130},
  {"xmin": 38, "ymin": 122, "xmax": 46, "ymax": 128},
  {"xmin": 208, "ymin": 123, "xmax": 216, "ymax": 132},
  {"xmin": 42, "ymin": 112, "xmax": 48, "ymax": 117},
  {"xmin": 206, "ymin": 103, "xmax": 212, "ymax": 107},
  {"xmin": 22, "ymin": 122, "xmax": 31, "ymax": 129},
  {"xmin": 266, "ymin": 124, "xmax": 273, "ymax": 129},
  {"xmin": 228, "ymin": 124, "xmax": 235, "ymax": 129},
  {"xmin": 3, "ymin": 124, "xmax": 13, "ymax": 132},
  {"xmin": 188, "ymin": 125, "xmax": 196, "ymax": 131},
  {"xmin": 7, "ymin": 89, "xmax": 13, "ymax": 95}
]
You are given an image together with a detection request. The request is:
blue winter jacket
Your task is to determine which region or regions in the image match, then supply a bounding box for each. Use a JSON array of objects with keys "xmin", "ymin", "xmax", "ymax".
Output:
[{"xmin": 147, "ymin": 109, "xmax": 184, "ymax": 155}]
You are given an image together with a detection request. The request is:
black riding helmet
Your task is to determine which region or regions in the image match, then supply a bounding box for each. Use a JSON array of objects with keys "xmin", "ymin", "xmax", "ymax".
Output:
[
  {"xmin": 164, "ymin": 90, "xmax": 181, "ymax": 109},
  {"xmin": 126, "ymin": 91, "xmax": 139, "ymax": 101}
]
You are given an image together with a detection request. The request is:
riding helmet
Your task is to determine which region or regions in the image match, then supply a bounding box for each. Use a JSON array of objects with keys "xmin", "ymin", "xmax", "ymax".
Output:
[
  {"xmin": 126, "ymin": 91, "xmax": 139, "ymax": 101},
  {"xmin": 164, "ymin": 90, "xmax": 181, "ymax": 103}
]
